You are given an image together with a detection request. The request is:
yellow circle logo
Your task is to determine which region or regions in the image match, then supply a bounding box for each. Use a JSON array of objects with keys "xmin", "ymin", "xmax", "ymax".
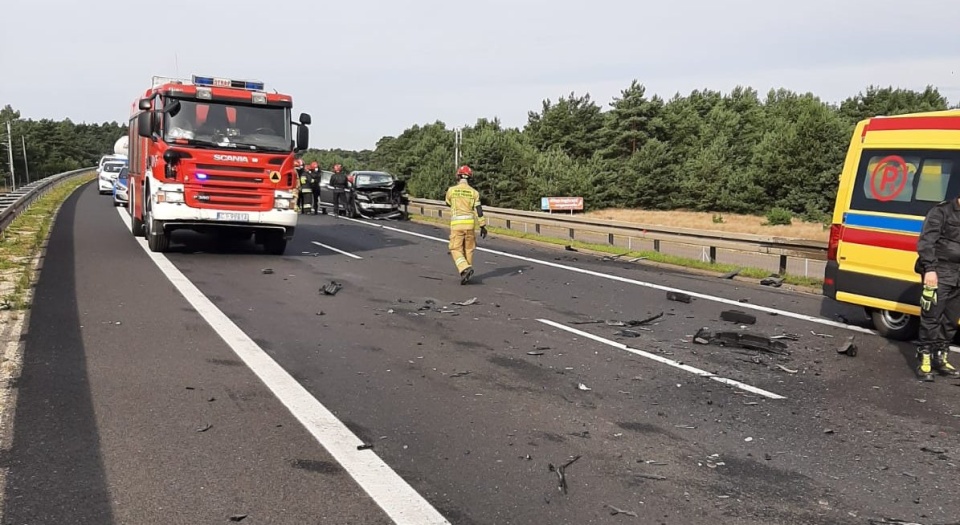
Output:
[{"xmin": 269, "ymin": 170, "xmax": 281, "ymax": 183}]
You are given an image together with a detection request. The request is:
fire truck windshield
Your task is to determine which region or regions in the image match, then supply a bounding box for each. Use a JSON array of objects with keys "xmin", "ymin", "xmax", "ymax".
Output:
[{"xmin": 163, "ymin": 97, "xmax": 292, "ymax": 152}]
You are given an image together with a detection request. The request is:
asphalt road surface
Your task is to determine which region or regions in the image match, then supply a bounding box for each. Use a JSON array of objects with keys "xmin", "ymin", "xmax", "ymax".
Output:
[{"xmin": 4, "ymin": 182, "xmax": 960, "ymax": 525}]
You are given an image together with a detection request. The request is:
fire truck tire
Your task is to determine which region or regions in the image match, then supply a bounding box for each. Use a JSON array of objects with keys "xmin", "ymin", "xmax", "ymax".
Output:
[
  {"xmin": 263, "ymin": 231, "xmax": 287, "ymax": 255},
  {"xmin": 147, "ymin": 220, "xmax": 170, "ymax": 252},
  {"xmin": 130, "ymin": 196, "xmax": 145, "ymax": 236}
]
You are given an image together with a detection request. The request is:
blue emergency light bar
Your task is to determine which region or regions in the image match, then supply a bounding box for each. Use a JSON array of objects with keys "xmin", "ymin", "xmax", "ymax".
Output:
[{"xmin": 192, "ymin": 75, "xmax": 265, "ymax": 91}]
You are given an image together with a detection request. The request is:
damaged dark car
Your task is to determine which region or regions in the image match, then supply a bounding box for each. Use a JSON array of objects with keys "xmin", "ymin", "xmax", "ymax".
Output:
[{"xmin": 319, "ymin": 170, "xmax": 409, "ymax": 219}]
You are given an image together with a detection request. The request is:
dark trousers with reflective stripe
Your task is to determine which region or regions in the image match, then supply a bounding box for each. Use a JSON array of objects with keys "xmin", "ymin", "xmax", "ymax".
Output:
[{"xmin": 918, "ymin": 281, "xmax": 960, "ymax": 350}]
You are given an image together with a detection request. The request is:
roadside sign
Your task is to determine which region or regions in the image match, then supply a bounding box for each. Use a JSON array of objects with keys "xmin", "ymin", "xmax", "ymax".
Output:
[{"xmin": 540, "ymin": 197, "xmax": 583, "ymax": 213}]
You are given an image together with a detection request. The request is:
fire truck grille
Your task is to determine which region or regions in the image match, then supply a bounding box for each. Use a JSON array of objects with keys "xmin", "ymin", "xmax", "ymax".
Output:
[
  {"xmin": 185, "ymin": 188, "xmax": 271, "ymax": 210},
  {"xmin": 192, "ymin": 165, "xmax": 268, "ymax": 185}
]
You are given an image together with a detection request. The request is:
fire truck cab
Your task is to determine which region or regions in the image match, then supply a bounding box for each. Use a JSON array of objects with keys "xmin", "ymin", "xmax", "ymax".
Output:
[{"xmin": 128, "ymin": 74, "xmax": 310, "ymax": 254}]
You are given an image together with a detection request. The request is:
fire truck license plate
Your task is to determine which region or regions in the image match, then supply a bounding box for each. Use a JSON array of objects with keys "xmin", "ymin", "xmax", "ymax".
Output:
[{"xmin": 216, "ymin": 212, "xmax": 249, "ymax": 221}]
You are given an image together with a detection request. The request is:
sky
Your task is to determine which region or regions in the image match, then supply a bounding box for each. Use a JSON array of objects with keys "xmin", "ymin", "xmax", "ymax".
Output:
[{"xmin": 1, "ymin": 0, "xmax": 959, "ymax": 151}]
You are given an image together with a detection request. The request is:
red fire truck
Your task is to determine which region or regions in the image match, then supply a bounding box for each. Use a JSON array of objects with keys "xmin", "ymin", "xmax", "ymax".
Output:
[{"xmin": 127, "ymin": 75, "xmax": 311, "ymax": 254}]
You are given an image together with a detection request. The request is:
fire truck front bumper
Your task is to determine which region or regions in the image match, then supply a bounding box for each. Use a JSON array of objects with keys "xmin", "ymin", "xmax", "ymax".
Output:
[{"xmin": 150, "ymin": 189, "xmax": 298, "ymax": 239}]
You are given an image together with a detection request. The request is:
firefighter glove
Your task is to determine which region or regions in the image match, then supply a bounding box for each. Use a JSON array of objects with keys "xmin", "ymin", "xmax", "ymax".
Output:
[
  {"xmin": 921, "ymin": 284, "xmax": 937, "ymax": 312},
  {"xmin": 480, "ymin": 226, "xmax": 488, "ymax": 239}
]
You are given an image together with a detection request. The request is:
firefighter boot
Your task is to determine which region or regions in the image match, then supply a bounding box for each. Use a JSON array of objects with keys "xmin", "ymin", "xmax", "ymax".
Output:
[
  {"xmin": 460, "ymin": 266, "xmax": 474, "ymax": 285},
  {"xmin": 932, "ymin": 346, "xmax": 960, "ymax": 378},
  {"xmin": 916, "ymin": 347, "xmax": 934, "ymax": 382}
]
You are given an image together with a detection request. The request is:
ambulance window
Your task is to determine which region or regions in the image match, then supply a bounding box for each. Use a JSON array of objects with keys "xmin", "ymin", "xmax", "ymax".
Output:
[
  {"xmin": 859, "ymin": 155, "xmax": 920, "ymax": 203},
  {"xmin": 850, "ymin": 150, "xmax": 960, "ymax": 216},
  {"xmin": 915, "ymin": 160, "xmax": 953, "ymax": 202}
]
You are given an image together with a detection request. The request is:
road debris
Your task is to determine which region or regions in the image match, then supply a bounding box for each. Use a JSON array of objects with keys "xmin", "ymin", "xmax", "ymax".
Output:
[
  {"xmin": 770, "ymin": 333, "xmax": 800, "ymax": 341},
  {"xmin": 577, "ymin": 383, "xmax": 592, "ymax": 391},
  {"xmin": 527, "ymin": 351, "xmax": 545, "ymax": 356},
  {"xmin": 606, "ymin": 504, "xmax": 639, "ymax": 517},
  {"xmin": 565, "ymin": 245, "xmax": 578, "ymax": 252},
  {"xmin": 719, "ymin": 269, "xmax": 742, "ymax": 279},
  {"xmin": 776, "ymin": 364, "xmax": 798, "ymax": 374},
  {"xmin": 867, "ymin": 519, "xmax": 925, "ymax": 525},
  {"xmin": 720, "ymin": 309, "xmax": 757, "ymax": 325},
  {"xmin": 419, "ymin": 275, "xmax": 443, "ymax": 281},
  {"xmin": 760, "ymin": 275, "xmax": 784, "ymax": 287},
  {"xmin": 666, "ymin": 291, "xmax": 692, "ymax": 303},
  {"xmin": 261, "ymin": 268, "xmax": 274, "ymax": 275},
  {"xmin": 616, "ymin": 329, "xmax": 643, "ymax": 338},
  {"xmin": 450, "ymin": 371, "xmax": 471, "ymax": 378},
  {"xmin": 196, "ymin": 423, "xmax": 213, "ymax": 433},
  {"xmin": 632, "ymin": 473, "xmax": 667, "ymax": 481},
  {"xmin": 692, "ymin": 328, "xmax": 790, "ymax": 355},
  {"xmin": 229, "ymin": 514, "xmax": 248, "ymax": 522},
  {"xmin": 811, "ymin": 331, "xmax": 833, "ymax": 338},
  {"xmin": 320, "ymin": 281, "xmax": 343, "ymax": 296},
  {"xmin": 357, "ymin": 443, "xmax": 374, "ymax": 450},
  {"xmin": 452, "ymin": 297, "xmax": 478, "ymax": 306},
  {"xmin": 837, "ymin": 337, "xmax": 858, "ymax": 357},
  {"xmin": 548, "ymin": 455, "xmax": 581, "ymax": 494}
]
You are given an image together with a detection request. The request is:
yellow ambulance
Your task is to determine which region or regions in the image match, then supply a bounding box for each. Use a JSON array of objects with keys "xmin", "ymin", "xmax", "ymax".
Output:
[{"xmin": 823, "ymin": 109, "xmax": 960, "ymax": 340}]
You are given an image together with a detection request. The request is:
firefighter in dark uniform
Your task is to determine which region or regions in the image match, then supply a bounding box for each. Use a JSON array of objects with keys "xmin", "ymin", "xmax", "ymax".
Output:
[
  {"xmin": 915, "ymin": 197, "xmax": 960, "ymax": 381},
  {"xmin": 308, "ymin": 161, "xmax": 322, "ymax": 214},
  {"xmin": 330, "ymin": 164, "xmax": 348, "ymax": 217}
]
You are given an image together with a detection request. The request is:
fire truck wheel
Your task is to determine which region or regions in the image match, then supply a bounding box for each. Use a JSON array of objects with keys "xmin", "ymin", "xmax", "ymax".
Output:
[
  {"xmin": 263, "ymin": 231, "xmax": 287, "ymax": 255},
  {"xmin": 130, "ymin": 198, "xmax": 144, "ymax": 236},
  {"xmin": 147, "ymin": 220, "xmax": 170, "ymax": 252}
]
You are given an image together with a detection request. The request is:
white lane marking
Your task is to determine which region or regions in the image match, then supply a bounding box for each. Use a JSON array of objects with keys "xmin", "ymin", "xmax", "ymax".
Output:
[
  {"xmin": 336, "ymin": 216, "xmax": 881, "ymax": 335},
  {"xmin": 538, "ymin": 319, "xmax": 786, "ymax": 400},
  {"xmin": 311, "ymin": 240, "xmax": 363, "ymax": 259},
  {"xmin": 114, "ymin": 207, "xmax": 449, "ymax": 524}
]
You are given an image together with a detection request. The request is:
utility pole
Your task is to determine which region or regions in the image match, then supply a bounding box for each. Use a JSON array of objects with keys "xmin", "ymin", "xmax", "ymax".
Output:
[
  {"xmin": 5, "ymin": 122, "xmax": 15, "ymax": 191},
  {"xmin": 21, "ymin": 135, "xmax": 29, "ymax": 184},
  {"xmin": 454, "ymin": 127, "xmax": 462, "ymax": 169}
]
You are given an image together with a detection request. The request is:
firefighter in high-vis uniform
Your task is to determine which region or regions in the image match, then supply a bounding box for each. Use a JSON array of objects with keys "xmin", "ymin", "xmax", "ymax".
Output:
[
  {"xmin": 445, "ymin": 165, "xmax": 487, "ymax": 284},
  {"xmin": 293, "ymin": 158, "xmax": 305, "ymax": 212},
  {"xmin": 297, "ymin": 161, "xmax": 314, "ymax": 214}
]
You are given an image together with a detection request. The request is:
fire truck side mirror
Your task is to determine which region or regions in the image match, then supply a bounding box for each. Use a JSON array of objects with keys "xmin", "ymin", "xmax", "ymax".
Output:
[
  {"xmin": 138, "ymin": 98, "xmax": 151, "ymax": 111},
  {"xmin": 296, "ymin": 124, "xmax": 309, "ymax": 152},
  {"xmin": 137, "ymin": 112, "xmax": 154, "ymax": 139},
  {"xmin": 299, "ymin": 113, "xmax": 312, "ymax": 125}
]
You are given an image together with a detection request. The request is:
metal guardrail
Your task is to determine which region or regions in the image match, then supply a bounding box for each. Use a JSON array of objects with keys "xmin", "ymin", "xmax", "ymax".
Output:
[
  {"xmin": 0, "ymin": 168, "xmax": 95, "ymax": 235},
  {"xmin": 407, "ymin": 198, "xmax": 829, "ymax": 278}
]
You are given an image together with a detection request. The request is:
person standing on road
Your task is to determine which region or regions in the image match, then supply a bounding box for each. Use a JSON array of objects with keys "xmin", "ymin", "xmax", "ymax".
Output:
[
  {"xmin": 330, "ymin": 164, "xmax": 348, "ymax": 217},
  {"xmin": 293, "ymin": 158, "xmax": 306, "ymax": 212},
  {"xmin": 308, "ymin": 161, "xmax": 321, "ymax": 214},
  {"xmin": 915, "ymin": 198, "xmax": 960, "ymax": 381},
  {"xmin": 444, "ymin": 165, "xmax": 487, "ymax": 284}
]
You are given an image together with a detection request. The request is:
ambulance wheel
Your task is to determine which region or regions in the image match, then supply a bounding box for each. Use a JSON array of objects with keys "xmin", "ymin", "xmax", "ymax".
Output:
[{"xmin": 869, "ymin": 308, "xmax": 918, "ymax": 341}]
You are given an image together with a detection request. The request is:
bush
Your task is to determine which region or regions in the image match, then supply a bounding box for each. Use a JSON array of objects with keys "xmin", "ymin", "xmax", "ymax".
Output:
[
  {"xmin": 764, "ymin": 207, "xmax": 793, "ymax": 226},
  {"xmin": 712, "ymin": 213, "xmax": 724, "ymax": 224}
]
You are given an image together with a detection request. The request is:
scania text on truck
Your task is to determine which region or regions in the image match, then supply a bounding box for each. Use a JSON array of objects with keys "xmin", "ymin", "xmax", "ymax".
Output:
[{"xmin": 127, "ymin": 74, "xmax": 311, "ymax": 254}]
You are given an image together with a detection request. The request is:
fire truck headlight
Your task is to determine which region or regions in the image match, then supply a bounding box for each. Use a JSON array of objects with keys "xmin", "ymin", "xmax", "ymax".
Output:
[
  {"xmin": 274, "ymin": 198, "xmax": 292, "ymax": 210},
  {"xmin": 159, "ymin": 191, "xmax": 184, "ymax": 203}
]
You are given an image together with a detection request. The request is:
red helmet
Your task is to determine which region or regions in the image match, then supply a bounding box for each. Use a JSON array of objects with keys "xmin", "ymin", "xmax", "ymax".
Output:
[
  {"xmin": 294, "ymin": 159, "xmax": 304, "ymax": 168},
  {"xmin": 457, "ymin": 165, "xmax": 472, "ymax": 177},
  {"xmin": 310, "ymin": 161, "xmax": 318, "ymax": 171},
  {"xmin": 334, "ymin": 164, "xmax": 342, "ymax": 173}
]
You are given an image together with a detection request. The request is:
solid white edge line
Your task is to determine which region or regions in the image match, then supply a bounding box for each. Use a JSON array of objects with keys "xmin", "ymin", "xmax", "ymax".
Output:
[
  {"xmin": 311, "ymin": 240, "xmax": 363, "ymax": 259},
  {"xmin": 114, "ymin": 206, "xmax": 450, "ymax": 525},
  {"xmin": 538, "ymin": 319, "xmax": 786, "ymax": 400}
]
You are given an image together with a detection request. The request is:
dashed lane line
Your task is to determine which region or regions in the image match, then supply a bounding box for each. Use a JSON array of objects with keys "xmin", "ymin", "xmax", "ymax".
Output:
[{"xmin": 539, "ymin": 319, "xmax": 787, "ymax": 400}]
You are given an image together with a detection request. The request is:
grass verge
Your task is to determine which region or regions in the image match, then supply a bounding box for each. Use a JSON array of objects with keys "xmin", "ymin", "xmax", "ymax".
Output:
[
  {"xmin": 0, "ymin": 174, "xmax": 94, "ymax": 310},
  {"xmin": 410, "ymin": 214, "xmax": 824, "ymax": 289}
]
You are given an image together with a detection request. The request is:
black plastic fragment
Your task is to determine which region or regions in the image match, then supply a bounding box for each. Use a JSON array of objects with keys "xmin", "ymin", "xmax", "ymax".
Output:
[{"xmin": 720, "ymin": 309, "xmax": 757, "ymax": 325}]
